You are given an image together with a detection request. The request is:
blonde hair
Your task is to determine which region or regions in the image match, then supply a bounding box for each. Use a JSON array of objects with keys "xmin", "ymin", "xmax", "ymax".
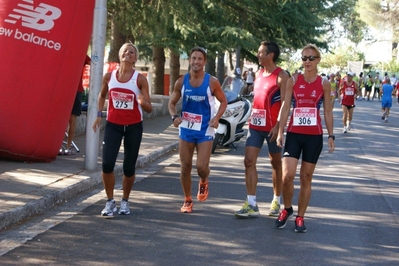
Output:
[
  {"xmin": 118, "ymin": 42, "xmax": 139, "ymax": 60},
  {"xmin": 302, "ymin": 43, "xmax": 321, "ymax": 58}
]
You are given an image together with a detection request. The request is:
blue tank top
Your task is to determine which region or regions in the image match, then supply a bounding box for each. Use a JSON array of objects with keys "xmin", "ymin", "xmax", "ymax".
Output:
[{"xmin": 179, "ymin": 73, "xmax": 216, "ymax": 137}]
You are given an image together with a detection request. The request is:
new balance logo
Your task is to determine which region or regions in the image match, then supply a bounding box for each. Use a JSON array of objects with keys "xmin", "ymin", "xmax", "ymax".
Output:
[{"xmin": 4, "ymin": 0, "xmax": 61, "ymax": 31}]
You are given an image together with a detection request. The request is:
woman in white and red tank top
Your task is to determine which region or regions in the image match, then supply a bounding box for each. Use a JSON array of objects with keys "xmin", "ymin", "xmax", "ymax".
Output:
[
  {"xmin": 92, "ymin": 43, "xmax": 153, "ymax": 217},
  {"xmin": 275, "ymin": 44, "xmax": 335, "ymax": 233}
]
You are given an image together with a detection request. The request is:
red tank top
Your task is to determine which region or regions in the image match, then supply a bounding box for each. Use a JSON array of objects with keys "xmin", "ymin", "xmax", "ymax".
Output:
[
  {"xmin": 341, "ymin": 81, "xmax": 356, "ymax": 106},
  {"xmin": 107, "ymin": 70, "xmax": 143, "ymax": 125},
  {"xmin": 287, "ymin": 74, "xmax": 324, "ymax": 135},
  {"xmin": 249, "ymin": 67, "xmax": 282, "ymax": 132}
]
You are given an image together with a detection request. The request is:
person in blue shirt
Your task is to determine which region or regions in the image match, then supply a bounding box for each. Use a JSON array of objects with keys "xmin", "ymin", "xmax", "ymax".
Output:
[
  {"xmin": 168, "ymin": 47, "xmax": 227, "ymax": 213},
  {"xmin": 381, "ymin": 77, "xmax": 395, "ymax": 123}
]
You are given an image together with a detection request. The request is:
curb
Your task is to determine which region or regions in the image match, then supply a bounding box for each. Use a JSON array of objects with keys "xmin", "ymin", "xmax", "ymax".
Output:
[{"xmin": 0, "ymin": 141, "xmax": 179, "ymax": 231}]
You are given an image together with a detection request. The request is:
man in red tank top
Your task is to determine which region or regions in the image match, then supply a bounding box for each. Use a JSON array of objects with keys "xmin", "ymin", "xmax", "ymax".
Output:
[{"xmin": 235, "ymin": 41, "xmax": 289, "ymax": 218}]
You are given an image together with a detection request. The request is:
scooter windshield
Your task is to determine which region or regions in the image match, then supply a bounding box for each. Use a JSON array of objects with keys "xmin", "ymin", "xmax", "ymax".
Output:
[{"xmin": 221, "ymin": 76, "xmax": 245, "ymax": 103}]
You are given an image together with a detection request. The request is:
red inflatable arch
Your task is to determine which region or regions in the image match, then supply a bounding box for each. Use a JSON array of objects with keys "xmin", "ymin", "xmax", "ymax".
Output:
[{"xmin": 0, "ymin": 0, "xmax": 95, "ymax": 161}]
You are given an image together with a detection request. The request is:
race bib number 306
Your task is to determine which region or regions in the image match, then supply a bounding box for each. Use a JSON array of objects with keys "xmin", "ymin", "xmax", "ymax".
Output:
[
  {"xmin": 293, "ymin": 108, "xmax": 317, "ymax": 126},
  {"xmin": 180, "ymin": 111, "xmax": 202, "ymax": 131},
  {"xmin": 111, "ymin": 91, "xmax": 134, "ymax": 110},
  {"xmin": 250, "ymin": 109, "xmax": 266, "ymax": 126}
]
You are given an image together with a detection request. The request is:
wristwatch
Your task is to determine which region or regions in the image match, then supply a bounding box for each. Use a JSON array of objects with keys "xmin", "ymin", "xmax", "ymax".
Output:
[
  {"xmin": 328, "ymin": 135, "xmax": 335, "ymax": 140},
  {"xmin": 171, "ymin": 115, "xmax": 179, "ymax": 122}
]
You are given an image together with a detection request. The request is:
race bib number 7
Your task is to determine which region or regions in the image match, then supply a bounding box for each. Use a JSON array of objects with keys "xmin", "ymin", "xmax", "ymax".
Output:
[
  {"xmin": 180, "ymin": 111, "xmax": 202, "ymax": 131},
  {"xmin": 250, "ymin": 109, "xmax": 266, "ymax": 126},
  {"xmin": 293, "ymin": 108, "xmax": 317, "ymax": 126}
]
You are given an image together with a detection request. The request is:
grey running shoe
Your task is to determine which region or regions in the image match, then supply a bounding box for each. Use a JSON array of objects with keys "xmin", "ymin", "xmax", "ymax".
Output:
[
  {"xmin": 235, "ymin": 201, "xmax": 260, "ymax": 217},
  {"xmin": 268, "ymin": 200, "xmax": 280, "ymax": 216},
  {"xmin": 101, "ymin": 199, "xmax": 117, "ymax": 217},
  {"xmin": 64, "ymin": 148, "xmax": 75, "ymax": 155},
  {"xmin": 118, "ymin": 200, "xmax": 130, "ymax": 215}
]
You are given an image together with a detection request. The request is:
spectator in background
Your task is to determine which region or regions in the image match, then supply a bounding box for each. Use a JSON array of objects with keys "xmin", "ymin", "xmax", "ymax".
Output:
[
  {"xmin": 364, "ymin": 74, "xmax": 373, "ymax": 101},
  {"xmin": 61, "ymin": 55, "xmax": 91, "ymax": 155},
  {"xmin": 373, "ymin": 72, "xmax": 382, "ymax": 101}
]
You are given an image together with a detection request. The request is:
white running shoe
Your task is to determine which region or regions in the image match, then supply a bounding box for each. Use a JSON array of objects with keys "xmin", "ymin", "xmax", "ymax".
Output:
[
  {"xmin": 118, "ymin": 200, "xmax": 130, "ymax": 215},
  {"xmin": 101, "ymin": 199, "xmax": 117, "ymax": 218},
  {"xmin": 343, "ymin": 127, "xmax": 347, "ymax": 133}
]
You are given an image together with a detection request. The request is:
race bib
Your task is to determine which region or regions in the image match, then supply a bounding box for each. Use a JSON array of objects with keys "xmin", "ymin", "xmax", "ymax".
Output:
[
  {"xmin": 180, "ymin": 111, "xmax": 202, "ymax": 131},
  {"xmin": 293, "ymin": 108, "xmax": 317, "ymax": 126},
  {"xmin": 111, "ymin": 91, "xmax": 134, "ymax": 110},
  {"xmin": 250, "ymin": 109, "xmax": 266, "ymax": 126},
  {"xmin": 345, "ymin": 88, "xmax": 354, "ymax": 95}
]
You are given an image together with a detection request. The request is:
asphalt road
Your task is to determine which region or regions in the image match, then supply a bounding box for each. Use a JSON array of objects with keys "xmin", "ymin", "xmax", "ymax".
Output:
[{"xmin": 1, "ymin": 99, "xmax": 399, "ymax": 266}]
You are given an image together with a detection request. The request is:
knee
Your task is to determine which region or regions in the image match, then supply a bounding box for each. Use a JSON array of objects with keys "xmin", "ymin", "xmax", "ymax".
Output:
[
  {"xmin": 102, "ymin": 163, "xmax": 114, "ymax": 174},
  {"xmin": 123, "ymin": 167, "xmax": 135, "ymax": 177},
  {"xmin": 244, "ymin": 156, "xmax": 256, "ymax": 168},
  {"xmin": 196, "ymin": 162, "xmax": 209, "ymax": 177},
  {"xmin": 270, "ymin": 157, "xmax": 282, "ymax": 170}
]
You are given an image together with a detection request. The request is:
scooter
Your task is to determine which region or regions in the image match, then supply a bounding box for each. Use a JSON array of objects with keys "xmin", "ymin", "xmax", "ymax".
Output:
[{"xmin": 212, "ymin": 72, "xmax": 252, "ymax": 153}]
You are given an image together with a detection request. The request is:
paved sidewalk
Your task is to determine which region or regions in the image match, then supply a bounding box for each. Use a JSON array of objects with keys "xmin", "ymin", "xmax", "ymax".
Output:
[{"xmin": 0, "ymin": 115, "xmax": 179, "ymax": 230}]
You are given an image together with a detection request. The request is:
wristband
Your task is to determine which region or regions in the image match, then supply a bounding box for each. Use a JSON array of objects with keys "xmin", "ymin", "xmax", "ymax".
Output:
[
  {"xmin": 328, "ymin": 135, "xmax": 335, "ymax": 140},
  {"xmin": 97, "ymin": 111, "xmax": 102, "ymax": 117},
  {"xmin": 171, "ymin": 115, "xmax": 179, "ymax": 122}
]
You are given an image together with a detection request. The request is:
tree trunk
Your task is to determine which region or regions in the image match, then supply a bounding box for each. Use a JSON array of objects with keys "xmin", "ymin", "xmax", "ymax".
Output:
[
  {"xmin": 107, "ymin": 19, "xmax": 133, "ymax": 63},
  {"xmin": 152, "ymin": 46, "xmax": 165, "ymax": 95},
  {"xmin": 205, "ymin": 54, "xmax": 216, "ymax": 76},
  {"xmin": 217, "ymin": 52, "xmax": 226, "ymax": 84},
  {"xmin": 169, "ymin": 49, "xmax": 180, "ymax": 95}
]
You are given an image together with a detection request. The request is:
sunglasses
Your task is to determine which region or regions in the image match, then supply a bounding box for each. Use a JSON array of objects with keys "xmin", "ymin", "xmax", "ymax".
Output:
[{"xmin": 301, "ymin": 56, "xmax": 319, "ymax": 61}]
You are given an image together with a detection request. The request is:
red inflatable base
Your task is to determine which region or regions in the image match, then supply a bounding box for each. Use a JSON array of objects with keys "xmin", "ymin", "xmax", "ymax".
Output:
[{"xmin": 0, "ymin": 0, "xmax": 95, "ymax": 161}]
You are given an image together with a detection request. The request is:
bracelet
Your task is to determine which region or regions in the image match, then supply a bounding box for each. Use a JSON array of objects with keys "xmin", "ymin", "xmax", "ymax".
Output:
[{"xmin": 97, "ymin": 111, "xmax": 102, "ymax": 117}]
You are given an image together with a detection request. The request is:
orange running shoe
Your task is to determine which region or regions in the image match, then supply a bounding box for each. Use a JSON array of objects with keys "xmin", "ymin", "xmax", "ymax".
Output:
[
  {"xmin": 197, "ymin": 181, "xmax": 209, "ymax": 202},
  {"xmin": 180, "ymin": 200, "xmax": 193, "ymax": 213}
]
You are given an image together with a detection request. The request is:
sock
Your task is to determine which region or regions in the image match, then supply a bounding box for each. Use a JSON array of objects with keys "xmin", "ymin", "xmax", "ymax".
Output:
[
  {"xmin": 273, "ymin": 195, "xmax": 281, "ymax": 205},
  {"xmin": 122, "ymin": 198, "xmax": 128, "ymax": 202},
  {"xmin": 285, "ymin": 206, "xmax": 293, "ymax": 214},
  {"xmin": 247, "ymin": 195, "xmax": 256, "ymax": 206},
  {"xmin": 107, "ymin": 198, "xmax": 114, "ymax": 202}
]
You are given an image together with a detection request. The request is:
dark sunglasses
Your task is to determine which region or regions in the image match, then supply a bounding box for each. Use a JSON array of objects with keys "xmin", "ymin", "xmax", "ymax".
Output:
[{"xmin": 301, "ymin": 56, "xmax": 319, "ymax": 61}]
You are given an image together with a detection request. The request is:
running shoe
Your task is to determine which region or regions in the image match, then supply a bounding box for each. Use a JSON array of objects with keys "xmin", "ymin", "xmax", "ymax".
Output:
[
  {"xmin": 101, "ymin": 199, "xmax": 117, "ymax": 217},
  {"xmin": 275, "ymin": 208, "xmax": 293, "ymax": 228},
  {"xmin": 267, "ymin": 200, "xmax": 280, "ymax": 216},
  {"xmin": 385, "ymin": 118, "xmax": 388, "ymax": 123},
  {"xmin": 347, "ymin": 123, "xmax": 351, "ymax": 131},
  {"xmin": 343, "ymin": 127, "xmax": 347, "ymax": 133},
  {"xmin": 180, "ymin": 200, "xmax": 193, "ymax": 213},
  {"xmin": 234, "ymin": 201, "xmax": 260, "ymax": 217},
  {"xmin": 294, "ymin": 216, "xmax": 307, "ymax": 233},
  {"xmin": 118, "ymin": 199, "xmax": 130, "ymax": 215},
  {"xmin": 58, "ymin": 148, "xmax": 64, "ymax": 156},
  {"xmin": 382, "ymin": 112, "xmax": 386, "ymax": 120},
  {"xmin": 197, "ymin": 181, "xmax": 208, "ymax": 202}
]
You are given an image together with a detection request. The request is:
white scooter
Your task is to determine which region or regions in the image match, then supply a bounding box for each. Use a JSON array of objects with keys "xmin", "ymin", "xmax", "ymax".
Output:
[{"xmin": 212, "ymin": 73, "xmax": 252, "ymax": 153}]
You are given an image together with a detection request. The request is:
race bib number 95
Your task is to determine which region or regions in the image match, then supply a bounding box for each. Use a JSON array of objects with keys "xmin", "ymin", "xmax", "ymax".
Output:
[
  {"xmin": 180, "ymin": 111, "xmax": 202, "ymax": 131},
  {"xmin": 293, "ymin": 108, "xmax": 317, "ymax": 126}
]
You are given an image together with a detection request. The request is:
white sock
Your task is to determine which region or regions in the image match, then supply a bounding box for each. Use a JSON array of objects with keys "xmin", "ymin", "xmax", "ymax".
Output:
[
  {"xmin": 273, "ymin": 195, "xmax": 281, "ymax": 205},
  {"xmin": 247, "ymin": 195, "xmax": 256, "ymax": 206}
]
